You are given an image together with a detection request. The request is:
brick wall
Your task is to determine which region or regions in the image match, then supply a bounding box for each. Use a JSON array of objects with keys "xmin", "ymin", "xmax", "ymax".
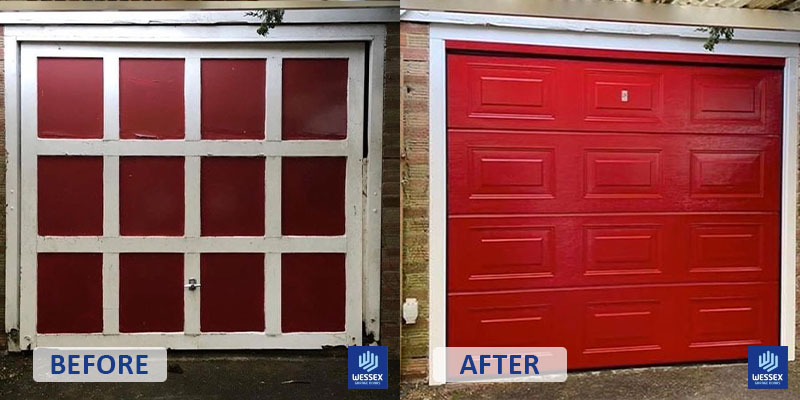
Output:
[
  {"xmin": 381, "ymin": 22, "xmax": 401, "ymax": 359},
  {"xmin": 399, "ymin": 22, "xmax": 429, "ymax": 379}
]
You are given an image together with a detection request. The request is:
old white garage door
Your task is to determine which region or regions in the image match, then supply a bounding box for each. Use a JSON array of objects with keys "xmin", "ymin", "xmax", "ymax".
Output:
[{"xmin": 18, "ymin": 42, "xmax": 366, "ymax": 349}]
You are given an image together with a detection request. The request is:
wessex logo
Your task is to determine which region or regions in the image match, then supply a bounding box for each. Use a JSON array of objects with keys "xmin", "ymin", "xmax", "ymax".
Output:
[
  {"xmin": 348, "ymin": 346, "xmax": 388, "ymax": 389},
  {"xmin": 758, "ymin": 350, "xmax": 779, "ymax": 373},
  {"xmin": 358, "ymin": 350, "xmax": 379, "ymax": 372},
  {"xmin": 748, "ymin": 346, "xmax": 788, "ymax": 389}
]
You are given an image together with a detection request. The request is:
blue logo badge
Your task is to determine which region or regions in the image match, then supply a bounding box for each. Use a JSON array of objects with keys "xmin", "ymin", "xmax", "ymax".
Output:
[
  {"xmin": 748, "ymin": 346, "xmax": 788, "ymax": 389},
  {"xmin": 348, "ymin": 346, "xmax": 388, "ymax": 389}
]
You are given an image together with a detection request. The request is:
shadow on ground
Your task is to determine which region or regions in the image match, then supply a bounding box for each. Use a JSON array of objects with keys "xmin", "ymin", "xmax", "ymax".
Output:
[
  {"xmin": 402, "ymin": 360, "xmax": 800, "ymax": 400},
  {"xmin": 0, "ymin": 349, "xmax": 399, "ymax": 400}
]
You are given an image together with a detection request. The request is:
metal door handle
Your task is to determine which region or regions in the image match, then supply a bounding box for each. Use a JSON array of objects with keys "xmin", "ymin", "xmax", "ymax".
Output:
[{"xmin": 184, "ymin": 278, "xmax": 201, "ymax": 291}]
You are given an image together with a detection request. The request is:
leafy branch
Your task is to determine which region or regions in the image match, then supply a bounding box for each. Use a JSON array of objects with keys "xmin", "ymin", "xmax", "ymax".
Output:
[
  {"xmin": 697, "ymin": 26, "xmax": 734, "ymax": 52},
  {"xmin": 246, "ymin": 9, "xmax": 285, "ymax": 37}
]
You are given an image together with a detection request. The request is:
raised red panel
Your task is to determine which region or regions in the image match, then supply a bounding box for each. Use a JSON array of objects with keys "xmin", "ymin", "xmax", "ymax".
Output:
[
  {"xmin": 448, "ymin": 224, "xmax": 555, "ymax": 292},
  {"xmin": 470, "ymin": 64, "xmax": 555, "ymax": 120},
  {"xmin": 585, "ymin": 150, "xmax": 661, "ymax": 198},
  {"xmin": 37, "ymin": 253, "xmax": 103, "ymax": 333},
  {"xmin": 447, "ymin": 45, "xmax": 781, "ymax": 370},
  {"xmin": 119, "ymin": 253, "xmax": 183, "ymax": 333},
  {"xmin": 120, "ymin": 59, "xmax": 185, "ymax": 139},
  {"xmin": 201, "ymin": 157, "xmax": 265, "ymax": 236},
  {"xmin": 38, "ymin": 156, "xmax": 103, "ymax": 236},
  {"xmin": 282, "ymin": 157, "xmax": 345, "ymax": 236},
  {"xmin": 38, "ymin": 58, "xmax": 103, "ymax": 139},
  {"xmin": 692, "ymin": 74, "xmax": 762, "ymax": 121},
  {"xmin": 449, "ymin": 55, "xmax": 558, "ymax": 129},
  {"xmin": 690, "ymin": 223, "xmax": 764, "ymax": 274},
  {"xmin": 690, "ymin": 151, "xmax": 764, "ymax": 198},
  {"xmin": 467, "ymin": 147, "xmax": 554, "ymax": 200},
  {"xmin": 282, "ymin": 59, "xmax": 348, "ymax": 140},
  {"xmin": 584, "ymin": 225, "xmax": 662, "ymax": 276},
  {"xmin": 584, "ymin": 69, "xmax": 662, "ymax": 123},
  {"xmin": 448, "ymin": 292, "xmax": 563, "ymax": 348},
  {"xmin": 201, "ymin": 59, "xmax": 265, "ymax": 140},
  {"xmin": 120, "ymin": 157, "xmax": 184, "ymax": 236},
  {"xmin": 583, "ymin": 300, "xmax": 662, "ymax": 355},
  {"xmin": 281, "ymin": 253, "xmax": 346, "ymax": 333},
  {"xmin": 200, "ymin": 253, "xmax": 264, "ymax": 332}
]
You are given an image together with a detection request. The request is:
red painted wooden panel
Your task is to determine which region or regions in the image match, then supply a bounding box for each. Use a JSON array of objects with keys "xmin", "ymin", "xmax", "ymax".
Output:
[
  {"xmin": 282, "ymin": 59, "xmax": 348, "ymax": 140},
  {"xmin": 38, "ymin": 58, "xmax": 104, "ymax": 139},
  {"xmin": 200, "ymin": 253, "xmax": 265, "ymax": 332},
  {"xmin": 282, "ymin": 157, "xmax": 346, "ymax": 236},
  {"xmin": 448, "ymin": 131, "xmax": 780, "ymax": 215},
  {"xmin": 120, "ymin": 59, "xmax": 185, "ymax": 140},
  {"xmin": 281, "ymin": 253, "xmax": 345, "ymax": 333},
  {"xmin": 119, "ymin": 253, "xmax": 183, "ymax": 333},
  {"xmin": 37, "ymin": 253, "xmax": 103, "ymax": 333},
  {"xmin": 38, "ymin": 156, "xmax": 103, "ymax": 236},
  {"xmin": 201, "ymin": 157, "xmax": 265, "ymax": 236},
  {"xmin": 447, "ymin": 54, "xmax": 782, "ymax": 135},
  {"xmin": 448, "ymin": 282, "xmax": 778, "ymax": 370},
  {"xmin": 447, "ymin": 47, "xmax": 782, "ymax": 369},
  {"xmin": 120, "ymin": 157, "xmax": 184, "ymax": 236},
  {"xmin": 201, "ymin": 59, "xmax": 266, "ymax": 140}
]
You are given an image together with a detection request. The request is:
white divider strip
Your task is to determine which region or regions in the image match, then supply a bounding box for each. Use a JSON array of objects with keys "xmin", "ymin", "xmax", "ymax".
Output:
[
  {"xmin": 265, "ymin": 254, "xmax": 281, "ymax": 335},
  {"xmin": 184, "ymin": 253, "xmax": 201, "ymax": 335},
  {"xmin": 102, "ymin": 253, "xmax": 120, "ymax": 335},
  {"xmin": 184, "ymin": 57, "xmax": 201, "ymax": 142}
]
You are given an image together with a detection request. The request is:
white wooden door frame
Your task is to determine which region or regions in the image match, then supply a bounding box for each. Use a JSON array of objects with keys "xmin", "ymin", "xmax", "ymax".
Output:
[
  {"xmin": 409, "ymin": 12, "xmax": 800, "ymax": 385},
  {"xmin": 4, "ymin": 23, "xmax": 386, "ymax": 351}
]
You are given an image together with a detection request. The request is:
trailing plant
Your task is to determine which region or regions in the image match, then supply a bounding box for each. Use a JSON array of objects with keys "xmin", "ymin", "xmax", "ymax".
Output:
[
  {"xmin": 697, "ymin": 26, "xmax": 734, "ymax": 52},
  {"xmin": 246, "ymin": 9, "xmax": 285, "ymax": 37}
]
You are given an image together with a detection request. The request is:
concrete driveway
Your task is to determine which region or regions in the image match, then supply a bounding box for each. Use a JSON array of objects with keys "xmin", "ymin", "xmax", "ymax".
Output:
[
  {"xmin": 0, "ymin": 349, "xmax": 399, "ymax": 400},
  {"xmin": 401, "ymin": 361, "xmax": 800, "ymax": 400}
]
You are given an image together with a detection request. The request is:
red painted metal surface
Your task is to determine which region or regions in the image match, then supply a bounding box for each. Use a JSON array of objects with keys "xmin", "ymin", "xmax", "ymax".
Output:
[
  {"xmin": 446, "ymin": 47, "xmax": 782, "ymax": 370},
  {"xmin": 446, "ymin": 40, "xmax": 786, "ymax": 67},
  {"xmin": 448, "ymin": 53, "xmax": 783, "ymax": 135},
  {"xmin": 38, "ymin": 58, "xmax": 104, "ymax": 139},
  {"xmin": 282, "ymin": 157, "xmax": 346, "ymax": 236},
  {"xmin": 282, "ymin": 59, "xmax": 348, "ymax": 140},
  {"xmin": 120, "ymin": 58, "xmax": 185, "ymax": 139},
  {"xmin": 119, "ymin": 253, "xmax": 184, "ymax": 333},
  {"xmin": 200, "ymin": 253, "xmax": 265, "ymax": 332},
  {"xmin": 201, "ymin": 59, "xmax": 266, "ymax": 140},
  {"xmin": 200, "ymin": 157, "xmax": 265, "ymax": 236},
  {"xmin": 38, "ymin": 156, "xmax": 104, "ymax": 236},
  {"xmin": 281, "ymin": 253, "xmax": 346, "ymax": 333},
  {"xmin": 37, "ymin": 253, "xmax": 103, "ymax": 333},
  {"xmin": 120, "ymin": 157, "xmax": 185, "ymax": 236}
]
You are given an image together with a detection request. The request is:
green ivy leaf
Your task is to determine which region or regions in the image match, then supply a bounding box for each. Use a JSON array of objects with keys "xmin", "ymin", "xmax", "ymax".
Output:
[
  {"xmin": 246, "ymin": 9, "xmax": 285, "ymax": 37},
  {"xmin": 697, "ymin": 26, "xmax": 735, "ymax": 52}
]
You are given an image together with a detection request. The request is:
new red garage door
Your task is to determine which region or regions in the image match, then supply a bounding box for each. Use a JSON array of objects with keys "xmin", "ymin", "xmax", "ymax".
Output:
[{"xmin": 446, "ymin": 43, "xmax": 783, "ymax": 369}]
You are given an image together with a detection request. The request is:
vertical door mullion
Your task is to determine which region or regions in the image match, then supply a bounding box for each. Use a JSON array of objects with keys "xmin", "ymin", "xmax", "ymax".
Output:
[
  {"xmin": 265, "ymin": 56, "xmax": 284, "ymax": 335},
  {"xmin": 344, "ymin": 49, "xmax": 366, "ymax": 346},
  {"xmin": 184, "ymin": 57, "xmax": 202, "ymax": 336},
  {"xmin": 101, "ymin": 55, "xmax": 120, "ymax": 335},
  {"xmin": 19, "ymin": 47, "xmax": 39, "ymax": 349}
]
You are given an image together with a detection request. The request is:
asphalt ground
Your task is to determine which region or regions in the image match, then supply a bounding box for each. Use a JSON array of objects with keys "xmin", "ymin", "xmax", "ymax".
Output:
[{"xmin": 0, "ymin": 349, "xmax": 399, "ymax": 400}]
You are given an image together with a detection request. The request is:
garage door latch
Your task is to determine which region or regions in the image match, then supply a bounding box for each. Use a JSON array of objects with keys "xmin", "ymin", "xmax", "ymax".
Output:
[{"xmin": 184, "ymin": 278, "xmax": 201, "ymax": 291}]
